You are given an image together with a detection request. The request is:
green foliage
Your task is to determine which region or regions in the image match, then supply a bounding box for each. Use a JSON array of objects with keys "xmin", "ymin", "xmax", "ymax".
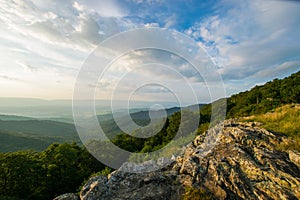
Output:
[
  {"xmin": 181, "ymin": 186, "xmax": 212, "ymax": 200},
  {"xmin": 98, "ymin": 107, "xmax": 182, "ymax": 139},
  {"xmin": 111, "ymin": 111, "xmax": 201, "ymax": 153},
  {"xmin": 196, "ymin": 122, "xmax": 209, "ymax": 135},
  {"xmin": 0, "ymin": 130, "xmax": 54, "ymax": 152},
  {"xmin": 0, "ymin": 119, "xmax": 80, "ymax": 152},
  {"xmin": 0, "ymin": 119, "xmax": 77, "ymax": 138},
  {"xmin": 90, "ymin": 167, "xmax": 112, "ymax": 177},
  {"xmin": 276, "ymin": 137, "xmax": 300, "ymax": 152},
  {"xmin": 0, "ymin": 143, "xmax": 105, "ymax": 200},
  {"xmin": 227, "ymin": 71, "xmax": 300, "ymax": 117},
  {"xmin": 242, "ymin": 104, "xmax": 300, "ymax": 151},
  {"xmin": 0, "ymin": 151, "xmax": 44, "ymax": 199}
]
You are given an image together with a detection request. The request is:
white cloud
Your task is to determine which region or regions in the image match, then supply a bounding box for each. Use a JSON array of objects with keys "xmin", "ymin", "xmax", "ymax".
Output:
[
  {"xmin": 87, "ymin": 47, "xmax": 211, "ymax": 103},
  {"xmin": 0, "ymin": 74, "xmax": 23, "ymax": 82},
  {"xmin": 16, "ymin": 61, "xmax": 38, "ymax": 72},
  {"xmin": 101, "ymin": 49, "xmax": 204, "ymax": 83},
  {"xmin": 144, "ymin": 23, "xmax": 160, "ymax": 28},
  {"xmin": 81, "ymin": 0, "xmax": 128, "ymax": 18},
  {"xmin": 164, "ymin": 14, "xmax": 177, "ymax": 28},
  {"xmin": 186, "ymin": 0, "xmax": 300, "ymax": 84},
  {"xmin": 0, "ymin": 0, "xmax": 134, "ymax": 99},
  {"xmin": 130, "ymin": 0, "xmax": 163, "ymax": 5},
  {"xmin": 253, "ymin": 61, "xmax": 300, "ymax": 80}
]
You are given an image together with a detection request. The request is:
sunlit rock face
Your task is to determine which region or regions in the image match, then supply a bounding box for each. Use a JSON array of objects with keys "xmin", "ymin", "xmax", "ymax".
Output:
[
  {"xmin": 175, "ymin": 120, "xmax": 300, "ymax": 199},
  {"xmin": 55, "ymin": 120, "xmax": 300, "ymax": 200}
]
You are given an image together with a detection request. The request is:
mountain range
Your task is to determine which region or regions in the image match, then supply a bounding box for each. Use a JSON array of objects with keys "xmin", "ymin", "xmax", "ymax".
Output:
[{"xmin": 0, "ymin": 104, "xmax": 203, "ymax": 152}]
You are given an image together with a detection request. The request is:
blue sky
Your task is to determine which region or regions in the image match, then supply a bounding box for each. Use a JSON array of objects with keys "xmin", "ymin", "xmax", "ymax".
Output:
[{"xmin": 0, "ymin": 0, "xmax": 299, "ymax": 103}]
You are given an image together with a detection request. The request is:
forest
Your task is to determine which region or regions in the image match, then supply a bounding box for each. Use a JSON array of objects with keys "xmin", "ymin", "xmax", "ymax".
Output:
[{"xmin": 0, "ymin": 143, "xmax": 105, "ymax": 200}]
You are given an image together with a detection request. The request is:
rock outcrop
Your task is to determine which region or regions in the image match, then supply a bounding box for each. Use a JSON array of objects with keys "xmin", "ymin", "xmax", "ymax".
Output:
[
  {"xmin": 175, "ymin": 120, "xmax": 300, "ymax": 199},
  {"xmin": 79, "ymin": 170, "xmax": 180, "ymax": 200},
  {"xmin": 55, "ymin": 120, "xmax": 300, "ymax": 200}
]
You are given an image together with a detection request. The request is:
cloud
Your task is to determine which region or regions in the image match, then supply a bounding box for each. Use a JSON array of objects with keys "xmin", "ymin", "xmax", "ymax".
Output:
[
  {"xmin": 252, "ymin": 60, "xmax": 300, "ymax": 80},
  {"xmin": 164, "ymin": 14, "xmax": 177, "ymax": 28},
  {"xmin": 82, "ymin": 0, "xmax": 128, "ymax": 18},
  {"xmin": 100, "ymin": 49, "xmax": 204, "ymax": 83},
  {"xmin": 16, "ymin": 61, "xmax": 38, "ymax": 72},
  {"xmin": 136, "ymin": 85, "xmax": 170, "ymax": 94},
  {"xmin": 144, "ymin": 23, "xmax": 160, "ymax": 28},
  {"xmin": 0, "ymin": 0, "xmax": 129, "ymax": 51},
  {"xmin": 130, "ymin": 0, "xmax": 163, "ymax": 5},
  {"xmin": 0, "ymin": 0, "xmax": 137, "ymax": 99},
  {"xmin": 185, "ymin": 0, "xmax": 300, "ymax": 83},
  {"xmin": 0, "ymin": 75, "xmax": 23, "ymax": 82},
  {"xmin": 86, "ymin": 46, "xmax": 213, "ymax": 103}
]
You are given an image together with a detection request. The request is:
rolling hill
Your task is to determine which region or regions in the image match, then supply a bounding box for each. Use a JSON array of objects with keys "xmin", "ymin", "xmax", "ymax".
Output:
[
  {"xmin": 0, "ymin": 114, "xmax": 35, "ymax": 121},
  {"xmin": 0, "ymin": 119, "xmax": 80, "ymax": 152},
  {"xmin": 97, "ymin": 104, "xmax": 204, "ymax": 139},
  {"xmin": 0, "ymin": 105, "xmax": 201, "ymax": 152},
  {"xmin": 0, "ymin": 130, "xmax": 55, "ymax": 152}
]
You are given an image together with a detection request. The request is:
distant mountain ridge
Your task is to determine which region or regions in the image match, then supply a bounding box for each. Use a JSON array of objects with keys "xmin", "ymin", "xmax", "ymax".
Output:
[
  {"xmin": 0, "ymin": 98, "xmax": 180, "ymax": 118},
  {"xmin": 97, "ymin": 104, "xmax": 205, "ymax": 139},
  {"xmin": 0, "ymin": 130, "xmax": 55, "ymax": 152},
  {"xmin": 0, "ymin": 114, "xmax": 35, "ymax": 121},
  {"xmin": 0, "ymin": 119, "xmax": 80, "ymax": 152},
  {"xmin": 0, "ymin": 104, "xmax": 204, "ymax": 152}
]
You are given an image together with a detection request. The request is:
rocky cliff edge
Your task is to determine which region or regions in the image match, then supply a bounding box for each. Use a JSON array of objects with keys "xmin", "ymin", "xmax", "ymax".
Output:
[{"xmin": 55, "ymin": 120, "xmax": 300, "ymax": 200}]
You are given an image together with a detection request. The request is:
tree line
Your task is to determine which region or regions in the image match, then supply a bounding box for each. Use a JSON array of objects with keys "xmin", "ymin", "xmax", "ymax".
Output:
[{"xmin": 0, "ymin": 143, "xmax": 105, "ymax": 200}]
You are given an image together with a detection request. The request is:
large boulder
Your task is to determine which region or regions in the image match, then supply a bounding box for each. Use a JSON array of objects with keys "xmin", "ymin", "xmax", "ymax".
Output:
[{"xmin": 79, "ymin": 164, "xmax": 180, "ymax": 200}]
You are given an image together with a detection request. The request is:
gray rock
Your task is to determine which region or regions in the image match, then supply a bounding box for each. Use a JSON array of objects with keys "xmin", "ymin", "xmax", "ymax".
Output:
[
  {"xmin": 176, "ymin": 120, "xmax": 300, "ymax": 199},
  {"xmin": 80, "ymin": 175, "xmax": 108, "ymax": 200},
  {"xmin": 78, "ymin": 169, "xmax": 180, "ymax": 200},
  {"xmin": 289, "ymin": 150, "xmax": 300, "ymax": 168},
  {"xmin": 54, "ymin": 193, "xmax": 79, "ymax": 200}
]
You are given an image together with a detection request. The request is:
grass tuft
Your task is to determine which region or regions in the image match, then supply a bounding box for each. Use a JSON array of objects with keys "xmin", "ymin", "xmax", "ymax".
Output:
[{"xmin": 242, "ymin": 104, "xmax": 300, "ymax": 151}]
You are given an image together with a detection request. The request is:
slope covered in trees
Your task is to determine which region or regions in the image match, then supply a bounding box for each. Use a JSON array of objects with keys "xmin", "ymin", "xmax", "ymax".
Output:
[
  {"xmin": 0, "ymin": 143, "xmax": 105, "ymax": 200},
  {"xmin": 0, "ymin": 119, "xmax": 80, "ymax": 152},
  {"xmin": 111, "ymin": 71, "xmax": 300, "ymax": 154},
  {"xmin": 226, "ymin": 71, "xmax": 300, "ymax": 117},
  {"xmin": 0, "ymin": 130, "xmax": 54, "ymax": 152}
]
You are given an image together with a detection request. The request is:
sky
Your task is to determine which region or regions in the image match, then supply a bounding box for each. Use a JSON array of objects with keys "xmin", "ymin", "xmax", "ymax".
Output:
[{"xmin": 0, "ymin": 0, "xmax": 300, "ymax": 104}]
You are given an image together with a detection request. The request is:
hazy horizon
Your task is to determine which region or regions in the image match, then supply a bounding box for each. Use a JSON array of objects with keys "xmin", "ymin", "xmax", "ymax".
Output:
[{"xmin": 0, "ymin": 97, "xmax": 187, "ymax": 118}]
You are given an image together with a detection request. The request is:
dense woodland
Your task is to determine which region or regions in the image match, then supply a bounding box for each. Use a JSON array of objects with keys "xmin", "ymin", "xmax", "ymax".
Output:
[
  {"xmin": 0, "ymin": 143, "xmax": 105, "ymax": 200},
  {"xmin": 226, "ymin": 71, "xmax": 300, "ymax": 117},
  {"xmin": 0, "ymin": 71, "xmax": 299, "ymax": 199}
]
